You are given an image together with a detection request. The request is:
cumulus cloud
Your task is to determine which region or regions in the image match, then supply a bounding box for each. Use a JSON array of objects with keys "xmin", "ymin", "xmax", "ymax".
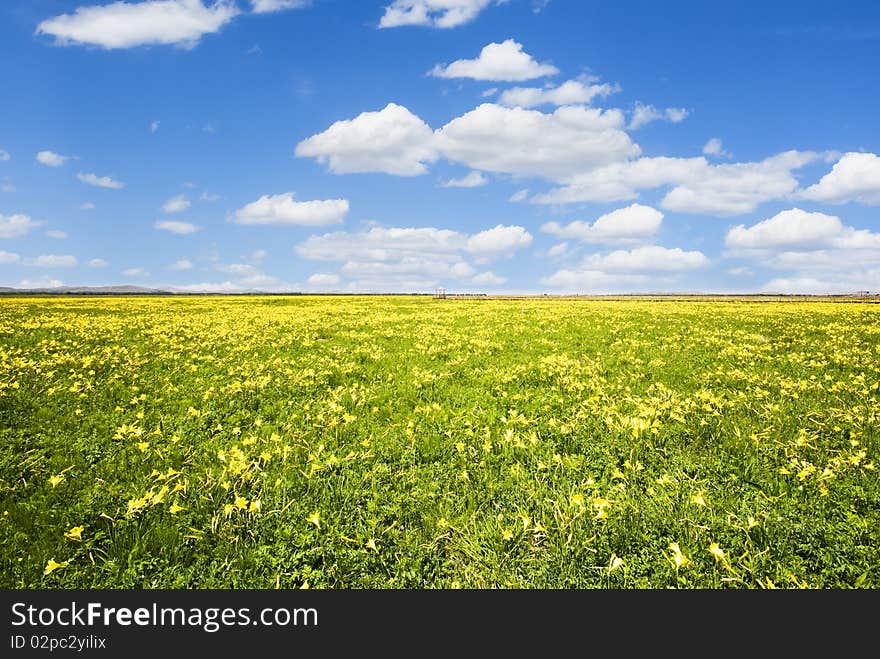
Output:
[
  {"xmin": 799, "ymin": 152, "xmax": 880, "ymax": 205},
  {"xmin": 725, "ymin": 208, "xmax": 880, "ymax": 251},
  {"xmin": 296, "ymin": 223, "xmax": 530, "ymax": 291},
  {"xmin": 307, "ymin": 273, "xmax": 340, "ymax": 286},
  {"xmin": 435, "ymin": 104, "xmax": 639, "ymax": 179},
  {"xmin": 162, "ymin": 194, "xmax": 191, "ymax": 214},
  {"xmin": 429, "ymin": 40, "xmax": 559, "ymax": 81},
  {"xmin": 250, "ymin": 0, "xmax": 308, "ymax": 13},
  {"xmin": 295, "ymin": 103, "xmax": 437, "ymax": 176},
  {"xmin": 541, "ymin": 204, "xmax": 663, "ymax": 245},
  {"xmin": 36, "ymin": 151, "xmax": 71, "ymax": 167},
  {"xmin": 703, "ymin": 138, "xmax": 729, "ymax": 158},
  {"xmin": 628, "ymin": 103, "xmax": 689, "ymax": 130},
  {"xmin": 37, "ymin": 0, "xmax": 241, "ymax": 50},
  {"xmin": 0, "ymin": 250, "xmax": 21, "ymax": 264},
  {"xmin": 542, "ymin": 245, "xmax": 708, "ymax": 292},
  {"xmin": 498, "ymin": 78, "xmax": 619, "ymax": 108},
  {"xmin": 232, "ymin": 193, "xmax": 349, "ymax": 226},
  {"xmin": 379, "ymin": 0, "xmax": 497, "ymax": 28},
  {"xmin": 0, "ymin": 214, "xmax": 40, "ymax": 238},
  {"xmin": 442, "ymin": 171, "xmax": 488, "ymax": 188},
  {"xmin": 471, "ymin": 271, "xmax": 506, "ymax": 286},
  {"xmin": 77, "ymin": 172, "xmax": 125, "ymax": 189},
  {"xmin": 534, "ymin": 151, "xmax": 819, "ymax": 215},
  {"xmin": 154, "ymin": 220, "xmax": 200, "ymax": 234},
  {"xmin": 170, "ymin": 258, "xmax": 194, "ymax": 270},
  {"xmin": 18, "ymin": 278, "xmax": 63, "ymax": 289}
]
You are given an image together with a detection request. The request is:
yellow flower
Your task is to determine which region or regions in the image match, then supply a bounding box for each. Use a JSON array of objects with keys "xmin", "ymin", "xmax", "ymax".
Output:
[
  {"xmin": 366, "ymin": 538, "xmax": 377, "ymax": 551},
  {"xmin": 234, "ymin": 496, "xmax": 248, "ymax": 510},
  {"xmin": 48, "ymin": 474, "xmax": 65, "ymax": 488},
  {"xmin": 308, "ymin": 511, "xmax": 320, "ymax": 527},
  {"xmin": 168, "ymin": 503, "xmax": 185, "ymax": 515},
  {"xmin": 136, "ymin": 441, "xmax": 149, "ymax": 452},
  {"xmin": 248, "ymin": 500, "xmax": 261, "ymax": 513},
  {"xmin": 668, "ymin": 542, "xmax": 690, "ymax": 569},
  {"xmin": 502, "ymin": 528, "xmax": 514, "ymax": 541},
  {"xmin": 746, "ymin": 516, "xmax": 759, "ymax": 530},
  {"xmin": 708, "ymin": 542, "xmax": 725, "ymax": 562},
  {"xmin": 43, "ymin": 558, "xmax": 69, "ymax": 575},
  {"xmin": 691, "ymin": 491, "xmax": 707, "ymax": 507},
  {"xmin": 223, "ymin": 503, "xmax": 234, "ymax": 516},
  {"xmin": 64, "ymin": 526, "xmax": 84, "ymax": 542},
  {"xmin": 607, "ymin": 554, "xmax": 624, "ymax": 574}
]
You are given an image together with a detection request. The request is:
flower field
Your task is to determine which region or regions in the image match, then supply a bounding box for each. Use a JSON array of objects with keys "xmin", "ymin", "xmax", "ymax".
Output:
[{"xmin": 1, "ymin": 295, "xmax": 878, "ymax": 588}]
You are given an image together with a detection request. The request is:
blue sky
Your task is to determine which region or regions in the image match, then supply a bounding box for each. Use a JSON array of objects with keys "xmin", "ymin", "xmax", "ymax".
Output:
[{"xmin": 1, "ymin": 0, "xmax": 879, "ymax": 293}]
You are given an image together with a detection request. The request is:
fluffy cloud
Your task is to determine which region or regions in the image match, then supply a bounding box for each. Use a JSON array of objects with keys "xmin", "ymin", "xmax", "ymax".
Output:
[
  {"xmin": 430, "ymin": 40, "xmax": 559, "ymax": 81},
  {"xmin": 541, "ymin": 204, "xmax": 663, "ymax": 245},
  {"xmin": 542, "ymin": 245, "xmax": 708, "ymax": 292},
  {"xmin": 442, "ymin": 171, "xmax": 488, "ymax": 188},
  {"xmin": 534, "ymin": 151, "xmax": 819, "ymax": 215},
  {"xmin": 703, "ymin": 138, "xmax": 729, "ymax": 157},
  {"xmin": 295, "ymin": 103, "xmax": 437, "ymax": 176},
  {"xmin": 725, "ymin": 208, "xmax": 880, "ymax": 250},
  {"xmin": 497, "ymin": 78, "xmax": 619, "ymax": 108},
  {"xmin": 628, "ymin": 103, "xmax": 689, "ymax": 130},
  {"xmin": 0, "ymin": 214, "xmax": 40, "ymax": 238},
  {"xmin": 799, "ymin": 152, "xmax": 880, "ymax": 205},
  {"xmin": 78, "ymin": 172, "xmax": 125, "ymax": 189},
  {"xmin": 154, "ymin": 220, "xmax": 200, "ymax": 234},
  {"xmin": 122, "ymin": 267, "xmax": 149, "ymax": 277},
  {"xmin": 435, "ymin": 104, "xmax": 638, "ymax": 179},
  {"xmin": 37, "ymin": 0, "xmax": 240, "ymax": 50},
  {"xmin": 471, "ymin": 271, "xmax": 506, "ymax": 285},
  {"xmin": 36, "ymin": 151, "xmax": 71, "ymax": 167},
  {"xmin": 250, "ymin": 0, "xmax": 308, "ymax": 13},
  {"xmin": 232, "ymin": 193, "xmax": 349, "ymax": 226},
  {"xmin": 23, "ymin": 254, "xmax": 78, "ymax": 267},
  {"xmin": 307, "ymin": 273, "xmax": 340, "ymax": 286},
  {"xmin": 296, "ymin": 223, "xmax": 530, "ymax": 291},
  {"xmin": 170, "ymin": 259, "xmax": 194, "ymax": 270},
  {"xmin": 379, "ymin": 0, "xmax": 496, "ymax": 29},
  {"xmin": 18, "ymin": 278, "xmax": 63, "ymax": 289},
  {"xmin": 162, "ymin": 194, "xmax": 191, "ymax": 214},
  {"xmin": 0, "ymin": 250, "xmax": 20, "ymax": 264}
]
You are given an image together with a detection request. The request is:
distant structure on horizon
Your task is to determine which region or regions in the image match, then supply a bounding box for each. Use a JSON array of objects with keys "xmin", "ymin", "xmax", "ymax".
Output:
[{"xmin": 434, "ymin": 287, "xmax": 446, "ymax": 299}]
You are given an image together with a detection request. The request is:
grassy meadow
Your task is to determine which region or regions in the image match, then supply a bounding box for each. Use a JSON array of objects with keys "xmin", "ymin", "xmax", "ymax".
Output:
[{"xmin": 0, "ymin": 295, "xmax": 878, "ymax": 588}]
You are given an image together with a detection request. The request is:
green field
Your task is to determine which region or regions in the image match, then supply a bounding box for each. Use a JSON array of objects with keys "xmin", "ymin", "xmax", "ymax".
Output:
[{"xmin": 1, "ymin": 296, "xmax": 878, "ymax": 588}]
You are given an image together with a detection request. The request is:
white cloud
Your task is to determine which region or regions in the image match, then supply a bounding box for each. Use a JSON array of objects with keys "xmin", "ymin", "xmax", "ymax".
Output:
[
  {"xmin": 0, "ymin": 149, "xmax": 9, "ymax": 161},
  {"xmin": 0, "ymin": 250, "xmax": 20, "ymax": 264},
  {"xmin": 24, "ymin": 254, "xmax": 78, "ymax": 268},
  {"xmin": 760, "ymin": 272, "xmax": 880, "ymax": 295},
  {"xmin": 37, "ymin": 0, "xmax": 241, "ymax": 50},
  {"xmin": 442, "ymin": 171, "xmax": 488, "ymax": 188},
  {"xmin": 18, "ymin": 277, "xmax": 62, "ymax": 289},
  {"xmin": 498, "ymin": 78, "xmax": 619, "ymax": 108},
  {"xmin": 295, "ymin": 103, "xmax": 437, "ymax": 176},
  {"xmin": 80, "ymin": 202, "xmax": 96, "ymax": 210},
  {"xmin": 481, "ymin": 87, "xmax": 498, "ymax": 98},
  {"xmin": 170, "ymin": 258, "xmax": 194, "ymax": 270},
  {"xmin": 534, "ymin": 151, "xmax": 819, "ymax": 215},
  {"xmin": 78, "ymin": 172, "xmax": 125, "ymax": 189},
  {"xmin": 542, "ymin": 245, "xmax": 708, "ymax": 292},
  {"xmin": 215, "ymin": 263, "xmax": 258, "ymax": 276},
  {"xmin": 232, "ymin": 193, "xmax": 349, "ymax": 226},
  {"xmin": 541, "ymin": 204, "xmax": 663, "ymax": 245},
  {"xmin": 379, "ymin": 0, "xmax": 496, "ymax": 28},
  {"xmin": 628, "ymin": 103, "xmax": 689, "ymax": 130},
  {"xmin": 0, "ymin": 214, "xmax": 39, "ymax": 238},
  {"xmin": 509, "ymin": 189, "xmax": 529, "ymax": 202},
  {"xmin": 430, "ymin": 40, "xmax": 559, "ymax": 81},
  {"xmin": 307, "ymin": 273, "xmax": 340, "ymax": 286},
  {"xmin": 703, "ymin": 138, "xmax": 729, "ymax": 157},
  {"xmin": 725, "ymin": 208, "xmax": 880, "ymax": 250},
  {"xmin": 546, "ymin": 242, "xmax": 568, "ymax": 258},
  {"xmin": 46, "ymin": 230, "xmax": 68, "ymax": 239},
  {"xmin": 122, "ymin": 267, "xmax": 149, "ymax": 277},
  {"xmin": 162, "ymin": 194, "xmax": 191, "ymax": 213},
  {"xmin": 250, "ymin": 0, "xmax": 308, "ymax": 13},
  {"xmin": 465, "ymin": 224, "xmax": 532, "ymax": 259},
  {"xmin": 471, "ymin": 271, "xmax": 505, "ymax": 285},
  {"xmin": 154, "ymin": 220, "xmax": 200, "ymax": 234},
  {"xmin": 435, "ymin": 104, "xmax": 638, "ymax": 179},
  {"xmin": 799, "ymin": 152, "xmax": 880, "ymax": 205},
  {"xmin": 1, "ymin": 184, "xmax": 15, "ymax": 193},
  {"xmin": 151, "ymin": 120, "xmax": 160, "ymax": 133},
  {"xmin": 200, "ymin": 191, "xmax": 220, "ymax": 201},
  {"xmin": 36, "ymin": 150, "xmax": 71, "ymax": 167},
  {"xmin": 88, "ymin": 258, "xmax": 108, "ymax": 267},
  {"xmin": 247, "ymin": 249, "xmax": 267, "ymax": 263},
  {"xmin": 296, "ymin": 223, "xmax": 528, "ymax": 291}
]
